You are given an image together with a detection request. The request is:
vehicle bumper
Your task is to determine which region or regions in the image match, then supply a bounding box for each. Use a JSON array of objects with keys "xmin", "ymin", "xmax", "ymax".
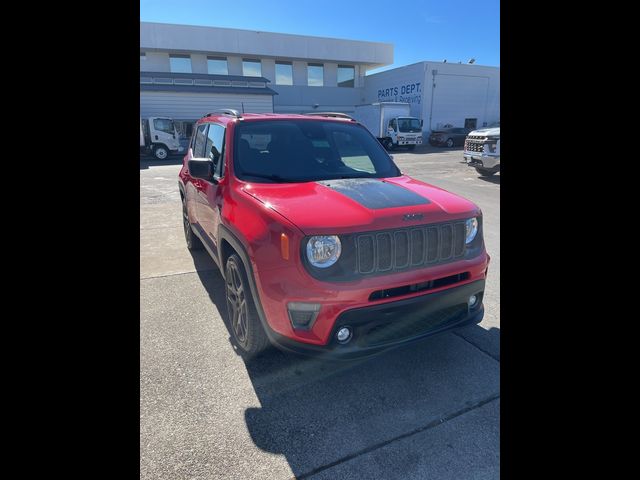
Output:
[
  {"xmin": 397, "ymin": 138, "xmax": 422, "ymax": 145},
  {"xmin": 464, "ymin": 154, "xmax": 500, "ymax": 169},
  {"xmin": 265, "ymin": 279, "xmax": 485, "ymax": 359},
  {"xmin": 252, "ymin": 249, "xmax": 489, "ymax": 357}
]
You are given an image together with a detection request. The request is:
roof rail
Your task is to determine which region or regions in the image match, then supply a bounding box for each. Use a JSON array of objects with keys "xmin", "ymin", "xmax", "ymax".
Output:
[
  {"xmin": 303, "ymin": 112, "xmax": 355, "ymax": 121},
  {"xmin": 203, "ymin": 109, "xmax": 242, "ymax": 119}
]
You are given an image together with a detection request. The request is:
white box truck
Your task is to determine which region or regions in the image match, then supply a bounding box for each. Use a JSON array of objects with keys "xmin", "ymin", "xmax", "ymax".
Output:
[
  {"xmin": 353, "ymin": 102, "xmax": 423, "ymax": 151},
  {"xmin": 140, "ymin": 116, "xmax": 184, "ymax": 160}
]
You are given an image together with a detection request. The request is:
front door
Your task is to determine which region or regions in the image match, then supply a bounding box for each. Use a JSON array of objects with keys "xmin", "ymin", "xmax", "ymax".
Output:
[{"xmin": 197, "ymin": 122, "xmax": 226, "ymax": 250}]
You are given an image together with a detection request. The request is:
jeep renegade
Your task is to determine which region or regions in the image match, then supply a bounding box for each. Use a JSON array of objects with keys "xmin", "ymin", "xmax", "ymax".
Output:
[{"xmin": 178, "ymin": 109, "xmax": 489, "ymax": 359}]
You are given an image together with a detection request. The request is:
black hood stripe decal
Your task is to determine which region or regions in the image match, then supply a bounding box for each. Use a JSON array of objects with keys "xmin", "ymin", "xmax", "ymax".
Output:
[{"xmin": 316, "ymin": 178, "xmax": 430, "ymax": 209}]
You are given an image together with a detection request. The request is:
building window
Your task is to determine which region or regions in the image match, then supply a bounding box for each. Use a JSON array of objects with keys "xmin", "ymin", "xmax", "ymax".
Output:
[
  {"xmin": 275, "ymin": 61, "xmax": 293, "ymax": 85},
  {"xmin": 338, "ymin": 65, "xmax": 355, "ymax": 87},
  {"xmin": 308, "ymin": 63, "xmax": 324, "ymax": 87},
  {"xmin": 243, "ymin": 59, "xmax": 262, "ymax": 77},
  {"xmin": 207, "ymin": 56, "xmax": 228, "ymax": 75},
  {"xmin": 170, "ymin": 54, "xmax": 192, "ymax": 73}
]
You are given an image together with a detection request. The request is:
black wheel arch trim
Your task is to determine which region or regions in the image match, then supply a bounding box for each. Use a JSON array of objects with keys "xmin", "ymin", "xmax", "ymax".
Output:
[{"xmin": 217, "ymin": 224, "xmax": 279, "ymax": 341}]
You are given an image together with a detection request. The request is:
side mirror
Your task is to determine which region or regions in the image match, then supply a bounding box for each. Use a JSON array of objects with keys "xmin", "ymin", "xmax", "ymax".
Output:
[
  {"xmin": 188, "ymin": 159, "xmax": 213, "ymax": 180},
  {"xmin": 420, "ymin": 120, "xmax": 424, "ymax": 127}
]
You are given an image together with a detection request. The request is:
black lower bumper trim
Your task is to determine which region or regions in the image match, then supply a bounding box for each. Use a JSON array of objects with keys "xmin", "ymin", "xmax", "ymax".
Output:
[{"xmin": 267, "ymin": 279, "xmax": 485, "ymax": 359}]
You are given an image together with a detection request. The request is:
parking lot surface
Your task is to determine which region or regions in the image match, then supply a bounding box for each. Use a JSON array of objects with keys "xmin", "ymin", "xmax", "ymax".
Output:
[{"xmin": 140, "ymin": 145, "xmax": 500, "ymax": 479}]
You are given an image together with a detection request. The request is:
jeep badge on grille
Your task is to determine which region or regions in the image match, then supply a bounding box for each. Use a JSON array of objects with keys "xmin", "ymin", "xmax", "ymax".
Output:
[{"xmin": 403, "ymin": 213, "xmax": 424, "ymax": 221}]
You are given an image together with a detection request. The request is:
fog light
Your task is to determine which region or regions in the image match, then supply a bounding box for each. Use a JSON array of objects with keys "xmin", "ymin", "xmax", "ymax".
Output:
[
  {"xmin": 336, "ymin": 326, "xmax": 353, "ymax": 344},
  {"xmin": 468, "ymin": 295, "xmax": 478, "ymax": 308},
  {"xmin": 288, "ymin": 302, "xmax": 321, "ymax": 330}
]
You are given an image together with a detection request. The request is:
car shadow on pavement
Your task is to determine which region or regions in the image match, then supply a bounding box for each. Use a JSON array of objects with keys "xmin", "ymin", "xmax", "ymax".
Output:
[
  {"xmin": 478, "ymin": 174, "xmax": 500, "ymax": 185},
  {"xmin": 139, "ymin": 156, "xmax": 184, "ymax": 170},
  {"xmin": 190, "ymin": 251, "xmax": 500, "ymax": 478}
]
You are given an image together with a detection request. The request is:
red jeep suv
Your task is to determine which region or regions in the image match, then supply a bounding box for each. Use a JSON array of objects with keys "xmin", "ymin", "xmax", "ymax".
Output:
[{"xmin": 178, "ymin": 109, "xmax": 489, "ymax": 359}]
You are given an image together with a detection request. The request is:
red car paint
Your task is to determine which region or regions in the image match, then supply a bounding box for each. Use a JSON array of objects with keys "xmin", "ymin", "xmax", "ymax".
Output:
[{"xmin": 179, "ymin": 113, "xmax": 489, "ymax": 352}]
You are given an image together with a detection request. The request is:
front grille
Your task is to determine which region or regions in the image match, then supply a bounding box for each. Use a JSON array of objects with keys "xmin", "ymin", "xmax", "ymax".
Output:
[
  {"xmin": 464, "ymin": 137, "xmax": 486, "ymax": 153},
  {"xmin": 355, "ymin": 222, "xmax": 466, "ymax": 276}
]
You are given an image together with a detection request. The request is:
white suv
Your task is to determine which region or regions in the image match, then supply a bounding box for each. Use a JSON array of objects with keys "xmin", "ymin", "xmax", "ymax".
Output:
[{"xmin": 463, "ymin": 123, "xmax": 500, "ymax": 177}]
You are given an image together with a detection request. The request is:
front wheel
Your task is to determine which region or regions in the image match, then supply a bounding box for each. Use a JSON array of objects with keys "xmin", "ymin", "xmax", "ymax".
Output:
[
  {"xmin": 225, "ymin": 254, "xmax": 270, "ymax": 358},
  {"xmin": 446, "ymin": 138, "xmax": 454, "ymax": 148},
  {"xmin": 383, "ymin": 138, "xmax": 395, "ymax": 151},
  {"xmin": 153, "ymin": 145, "xmax": 169, "ymax": 160},
  {"xmin": 182, "ymin": 203, "xmax": 203, "ymax": 250},
  {"xmin": 475, "ymin": 167, "xmax": 497, "ymax": 177}
]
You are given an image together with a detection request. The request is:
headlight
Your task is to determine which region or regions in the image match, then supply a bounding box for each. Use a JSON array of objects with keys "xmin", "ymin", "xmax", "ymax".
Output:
[
  {"xmin": 306, "ymin": 236, "xmax": 341, "ymax": 268},
  {"xmin": 465, "ymin": 218, "xmax": 478, "ymax": 244}
]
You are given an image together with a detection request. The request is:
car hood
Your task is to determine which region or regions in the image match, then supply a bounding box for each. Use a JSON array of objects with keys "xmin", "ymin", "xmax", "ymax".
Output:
[
  {"xmin": 469, "ymin": 127, "xmax": 500, "ymax": 136},
  {"xmin": 241, "ymin": 176, "xmax": 480, "ymax": 235}
]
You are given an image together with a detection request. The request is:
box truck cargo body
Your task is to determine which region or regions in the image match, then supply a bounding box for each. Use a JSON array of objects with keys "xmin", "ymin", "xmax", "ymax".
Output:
[{"xmin": 353, "ymin": 102, "xmax": 423, "ymax": 150}]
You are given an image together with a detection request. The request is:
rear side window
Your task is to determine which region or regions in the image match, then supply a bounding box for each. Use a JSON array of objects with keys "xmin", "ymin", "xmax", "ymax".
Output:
[
  {"xmin": 192, "ymin": 124, "xmax": 208, "ymax": 157},
  {"xmin": 204, "ymin": 123, "xmax": 226, "ymax": 176}
]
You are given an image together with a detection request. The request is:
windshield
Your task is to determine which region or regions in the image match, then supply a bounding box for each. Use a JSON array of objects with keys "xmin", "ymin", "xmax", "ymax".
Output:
[
  {"xmin": 397, "ymin": 118, "xmax": 422, "ymax": 133},
  {"xmin": 153, "ymin": 118, "xmax": 175, "ymax": 135},
  {"xmin": 233, "ymin": 120, "xmax": 401, "ymax": 183}
]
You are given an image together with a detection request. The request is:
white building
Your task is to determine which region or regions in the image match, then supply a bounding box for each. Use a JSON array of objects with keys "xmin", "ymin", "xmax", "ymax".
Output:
[
  {"xmin": 363, "ymin": 61, "xmax": 500, "ymax": 132},
  {"xmin": 140, "ymin": 22, "xmax": 499, "ymax": 138}
]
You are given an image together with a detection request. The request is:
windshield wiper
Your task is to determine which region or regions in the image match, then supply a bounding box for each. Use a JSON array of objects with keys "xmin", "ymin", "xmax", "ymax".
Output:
[{"xmin": 240, "ymin": 172, "xmax": 306, "ymax": 183}]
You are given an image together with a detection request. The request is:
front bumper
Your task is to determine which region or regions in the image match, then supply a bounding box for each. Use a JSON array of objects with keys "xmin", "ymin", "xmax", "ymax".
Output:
[
  {"xmin": 464, "ymin": 153, "xmax": 500, "ymax": 169},
  {"xmin": 264, "ymin": 279, "xmax": 485, "ymax": 359},
  {"xmin": 397, "ymin": 137, "xmax": 422, "ymax": 145}
]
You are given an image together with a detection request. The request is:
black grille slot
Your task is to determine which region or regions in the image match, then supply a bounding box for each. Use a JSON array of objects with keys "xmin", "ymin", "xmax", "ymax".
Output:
[
  {"xmin": 356, "ymin": 221, "xmax": 467, "ymax": 276},
  {"xmin": 440, "ymin": 224, "xmax": 453, "ymax": 260},
  {"xmin": 394, "ymin": 231, "xmax": 409, "ymax": 268},
  {"xmin": 369, "ymin": 272, "xmax": 470, "ymax": 301},
  {"xmin": 410, "ymin": 229, "xmax": 425, "ymax": 265},
  {"xmin": 426, "ymin": 227, "xmax": 439, "ymax": 263},
  {"xmin": 358, "ymin": 235, "xmax": 375, "ymax": 274},
  {"xmin": 376, "ymin": 233, "xmax": 393, "ymax": 271},
  {"xmin": 454, "ymin": 223, "xmax": 465, "ymax": 256}
]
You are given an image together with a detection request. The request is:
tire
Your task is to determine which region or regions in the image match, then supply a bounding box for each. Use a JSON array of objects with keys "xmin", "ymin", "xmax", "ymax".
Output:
[
  {"xmin": 182, "ymin": 202, "xmax": 203, "ymax": 250},
  {"xmin": 446, "ymin": 138, "xmax": 454, "ymax": 148},
  {"xmin": 225, "ymin": 254, "xmax": 270, "ymax": 358},
  {"xmin": 153, "ymin": 145, "xmax": 169, "ymax": 160},
  {"xmin": 383, "ymin": 138, "xmax": 395, "ymax": 151},
  {"xmin": 475, "ymin": 167, "xmax": 497, "ymax": 177},
  {"xmin": 407, "ymin": 144, "xmax": 416, "ymax": 151}
]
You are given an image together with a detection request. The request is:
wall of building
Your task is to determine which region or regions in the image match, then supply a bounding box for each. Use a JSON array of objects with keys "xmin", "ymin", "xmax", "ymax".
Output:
[
  {"xmin": 140, "ymin": 91, "xmax": 273, "ymax": 120},
  {"xmin": 140, "ymin": 22, "xmax": 393, "ymax": 67}
]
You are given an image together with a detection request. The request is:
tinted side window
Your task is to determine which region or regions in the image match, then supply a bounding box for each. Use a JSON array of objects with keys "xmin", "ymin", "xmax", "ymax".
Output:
[
  {"xmin": 193, "ymin": 124, "xmax": 208, "ymax": 158},
  {"xmin": 389, "ymin": 119, "xmax": 397, "ymax": 130},
  {"xmin": 205, "ymin": 123, "xmax": 226, "ymax": 176}
]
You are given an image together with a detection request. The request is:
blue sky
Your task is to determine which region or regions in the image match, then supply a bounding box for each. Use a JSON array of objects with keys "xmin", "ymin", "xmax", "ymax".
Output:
[{"xmin": 140, "ymin": 0, "xmax": 500, "ymax": 72}]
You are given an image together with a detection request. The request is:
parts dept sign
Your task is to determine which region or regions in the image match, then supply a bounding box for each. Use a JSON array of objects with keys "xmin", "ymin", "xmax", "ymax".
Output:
[{"xmin": 377, "ymin": 82, "xmax": 422, "ymax": 104}]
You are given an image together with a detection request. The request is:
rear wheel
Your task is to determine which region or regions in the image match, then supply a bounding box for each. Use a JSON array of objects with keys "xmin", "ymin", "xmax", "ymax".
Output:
[
  {"xmin": 225, "ymin": 254, "xmax": 270, "ymax": 358},
  {"xmin": 446, "ymin": 138, "xmax": 454, "ymax": 148},
  {"xmin": 182, "ymin": 203, "xmax": 203, "ymax": 250},
  {"xmin": 475, "ymin": 167, "xmax": 497, "ymax": 177}
]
